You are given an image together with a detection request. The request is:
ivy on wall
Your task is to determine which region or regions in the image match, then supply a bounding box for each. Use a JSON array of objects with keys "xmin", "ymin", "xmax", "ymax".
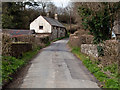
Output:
[{"xmin": 78, "ymin": 2, "xmax": 120, "ymax": 44}]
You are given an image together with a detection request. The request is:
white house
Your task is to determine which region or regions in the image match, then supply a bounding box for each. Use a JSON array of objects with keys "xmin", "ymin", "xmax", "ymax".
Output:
[{"xmin": 30, "ymin": 14, "xmax": 66, "ymax": 40}]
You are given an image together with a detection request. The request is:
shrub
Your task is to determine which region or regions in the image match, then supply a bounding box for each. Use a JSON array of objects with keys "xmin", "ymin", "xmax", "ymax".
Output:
[
  {"xmin": 2, "ymin": 34, "xmax": 12, "ymax": 56},
  {"xmin": 97, "ymin": 45, "xmax": 104, "ymax": 56},
  {"xmin": 2, "ymin": 46, "xmax": 41, "ymax": 85},
  {"xmin": 2, "ymin": 56, "xmax": 25, "ymax": 83},
  {"xmin": 78, "ymin": 2, "xmax": 120, "ymax": 44}
]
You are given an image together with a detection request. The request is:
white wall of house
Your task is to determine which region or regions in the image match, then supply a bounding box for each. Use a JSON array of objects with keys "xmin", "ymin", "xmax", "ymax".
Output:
[{"xmin": 30, "ymin": 16, "xmax": 52, "ymax": 33}]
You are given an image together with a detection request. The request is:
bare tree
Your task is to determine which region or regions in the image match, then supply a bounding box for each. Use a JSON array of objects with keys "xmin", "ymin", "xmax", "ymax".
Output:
[{"xmin": 47, "ymin": 2, "xmax": 57, "ymax": 14}]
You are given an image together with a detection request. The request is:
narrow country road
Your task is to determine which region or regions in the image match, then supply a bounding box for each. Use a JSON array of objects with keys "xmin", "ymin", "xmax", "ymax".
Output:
[{"xmin": 20, "ymin": 38, "xmax": 99, "ymax": 88}]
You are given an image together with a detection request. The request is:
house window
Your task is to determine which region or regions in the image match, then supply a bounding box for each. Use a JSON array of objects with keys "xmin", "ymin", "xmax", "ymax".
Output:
[{"xmin": 39, "ymin": 26, "xmax": 43, "ymax": 30}]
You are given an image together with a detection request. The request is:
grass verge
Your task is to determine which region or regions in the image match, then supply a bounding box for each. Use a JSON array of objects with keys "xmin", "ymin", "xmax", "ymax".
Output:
[
  {"xmin": 2, "ymin": 46, "xmax": 42, "ymax": 85},
  {"xmin": 70, "ymin": 46, "xmax": 119, "ymax": 89},
  {"xmin": 1, "ymin": 36, "xmax": 66, "ymax": 86},
  {"xmin": 2, "ymin": 39, "xmax": 51, "ymax": 86}
]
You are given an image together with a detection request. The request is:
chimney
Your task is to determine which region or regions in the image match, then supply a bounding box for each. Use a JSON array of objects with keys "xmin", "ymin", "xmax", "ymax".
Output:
[
  {"xmin": 47, "ymin": 12, "xmax": 49, "ymax": 17},
  {"xmin": 55, "ymin": 14, "xmax": 58, "ymax": 20}
]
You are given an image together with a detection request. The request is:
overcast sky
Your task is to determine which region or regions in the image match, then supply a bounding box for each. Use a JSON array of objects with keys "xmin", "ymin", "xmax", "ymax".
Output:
[
  {"xmin": 51, "ymin": 0, "xmax": 70, "ymax": 8},
  {"xmin": 35, "ymin": 0, "xmax": 70, "ymax": 8}
]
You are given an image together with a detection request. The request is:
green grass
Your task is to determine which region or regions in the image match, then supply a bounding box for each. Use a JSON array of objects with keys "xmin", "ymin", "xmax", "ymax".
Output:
[
  {"xmin": 12, "ymin": 42, "xmax": 29, "ymax": 44},
  {"xmin": 2, "ymin": 37, "xmax": 57, "ymax": 85},
  {"xmin": 103, "ymin": 64, "xmax": 118, "ymax": 74},
  {"xmin": 71, "ymin": 47, "xmax": 88, "ymax": 60},
  {"xmin": 2, "ymin": 46, "xmax": 42, "ymax": 84},
  {"xmin": 70, "ymin": 46, "xmax": 119, "ymax": 89},
  {"xmin": 2, "ymin": 36, "xmax": 67, "ymax": 85}
]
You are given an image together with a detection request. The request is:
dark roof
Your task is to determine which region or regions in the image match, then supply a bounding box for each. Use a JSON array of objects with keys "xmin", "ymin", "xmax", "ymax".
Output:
[
  {"xmin": 43, "ymin": 16, "xmax": 65, "ymax": 28},
  {"xmin": 3, "ymin": 29, "xmax": 32, "ymax": 37}
]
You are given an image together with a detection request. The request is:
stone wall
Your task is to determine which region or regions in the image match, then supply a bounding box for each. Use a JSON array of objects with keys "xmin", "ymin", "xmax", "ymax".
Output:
[
  {"xmin": 2, "ymin": 33, "xmax": 50, "ymax": 58},
  {"xmin": 69, "ymin": 30, "xmax": 93, "ymax": 47},
  {"xmin": 58, "ymin": 28, "xmax": 66, "ymax": 38},
  {"xmin": 2, "ymin": 33, "xmax": 12, "ymax": 56},
  {"xmin": 36, "ymin": 35, "xmax": 50, "ymax": 45},
  {"xmin": 51, "ymin": 28, "xmax": 57, "ymax": 40},
  {"xmin": 11, "ymin": 43, "xmax": 32, "ymax": 58},
  {"xmin": 51, "ymin": 27, "xmax": 66, "ymax": 40},
  {"xmin": 81, "ymin": 44, "xmax": 98, "ymax": 58},
  {"xmin": 69, "ymin": 34, "xmax": 82, "ymax": 47},
  {"xmin": 99, "ymin": 40, "xmax": 119, "ymax": 66},
  {"xmin": 81, "ymin": 40, "xmax": 119, "ymax": 66},
  {"xmin": 113, "ymin": 19, "xmax": 120, "ymax": 34}
]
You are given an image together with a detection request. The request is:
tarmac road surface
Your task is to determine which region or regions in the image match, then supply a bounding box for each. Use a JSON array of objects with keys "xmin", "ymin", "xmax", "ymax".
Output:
[{"xmin": 20, "ymin": 38, "xmax": 99, "ymax": 88}]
